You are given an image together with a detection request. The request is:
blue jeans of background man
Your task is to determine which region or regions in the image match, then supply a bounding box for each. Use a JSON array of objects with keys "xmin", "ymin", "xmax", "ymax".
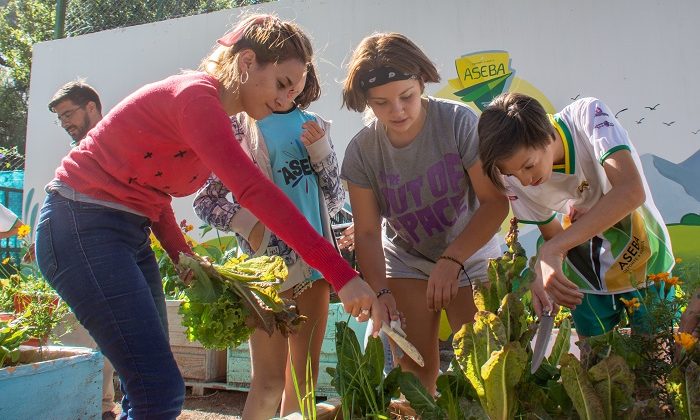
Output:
[{"xmin": 35, "ymin": 192, "xmax": 185, "ymax": 419}]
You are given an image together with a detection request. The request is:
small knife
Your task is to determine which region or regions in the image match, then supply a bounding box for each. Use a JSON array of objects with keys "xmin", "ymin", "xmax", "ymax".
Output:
[
  {"xmin": 531, "ymin": 310, "xmax": 554, "ymax": 374},
  {"xmin": 380, "ymin": 321, "xmax": 425, "ymax": 367}
]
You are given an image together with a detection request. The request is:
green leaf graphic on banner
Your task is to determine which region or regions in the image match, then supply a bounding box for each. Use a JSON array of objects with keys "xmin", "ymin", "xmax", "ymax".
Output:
[{"xmin": 454, "ymin": 73, "xmax": 512, "ymax": 103}]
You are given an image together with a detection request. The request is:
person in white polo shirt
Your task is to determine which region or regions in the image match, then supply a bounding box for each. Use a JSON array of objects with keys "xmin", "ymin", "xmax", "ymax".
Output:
[
  {"xmin": 478, "ymin": 92, "xmax": 675, "ymax": 341},
  {"xmin": 0, "ymin": 203, "xmax": 21, "ymax": 240}
]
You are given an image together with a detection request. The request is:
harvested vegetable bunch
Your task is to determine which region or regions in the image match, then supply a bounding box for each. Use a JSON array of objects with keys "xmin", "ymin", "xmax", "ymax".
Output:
[{"xmin": 177, "ymin": 253, "xmax": 307, "ymax": 350}]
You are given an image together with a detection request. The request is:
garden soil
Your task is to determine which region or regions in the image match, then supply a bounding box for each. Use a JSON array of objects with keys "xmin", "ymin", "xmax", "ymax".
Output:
[{"xmin": 111, "ymin": 388, "xmax": 248, "ymax": 419}]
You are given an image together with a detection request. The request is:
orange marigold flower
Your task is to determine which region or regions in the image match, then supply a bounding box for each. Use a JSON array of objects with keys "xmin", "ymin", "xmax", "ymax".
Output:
[
  {"xmin": 648, "ymin": 273, "xmax": 658, "ymax": 281},
  {"xmin": 620, "ymin": 297, "xmax": 641, "ymax": 314},
  {"xmin": 17, "ymin": 224, "xmax": 30, "ymax": 239},
  {"xmin": 664, "ymin": 276, "xmax": 683, "ymax": 286},
  {"xmin": 1, "ymin": 257, "xmax": 9, "ymax": 265},
  {"xmin": 185, "ymin": 224, "xmax": 194, "ymax": 233},
  {"xmin": 675, "ymin": 257, "xmax": 683, "ymax": 264},
  {"xmin": 675, "ymin": 332, "xmax": 698, "ymax": 351}
]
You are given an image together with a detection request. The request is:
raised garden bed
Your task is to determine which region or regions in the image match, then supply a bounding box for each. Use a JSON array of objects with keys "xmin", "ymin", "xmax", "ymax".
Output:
[{"xmin": 0, "ymin": 345, "xmax": 102, "ymax": 418}]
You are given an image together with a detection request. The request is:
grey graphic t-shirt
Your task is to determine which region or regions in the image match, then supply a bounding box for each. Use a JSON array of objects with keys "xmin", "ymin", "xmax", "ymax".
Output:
[{"xmin": 341, "ymin": 97, "xmax": 500, "ymax": 279}]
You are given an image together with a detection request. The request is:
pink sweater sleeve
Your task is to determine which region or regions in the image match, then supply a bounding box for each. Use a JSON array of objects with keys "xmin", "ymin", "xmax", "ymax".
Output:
[
  {"xmin": 178, "ymin": 95, "xmax": 357, "ymax": 291},
  {"xmin": 152, "ymin": 204, "xmax": 191, "ymax": 263}
]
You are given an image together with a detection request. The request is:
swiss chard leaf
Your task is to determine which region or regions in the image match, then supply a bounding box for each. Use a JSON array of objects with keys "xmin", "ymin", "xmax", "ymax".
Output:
[
  {"xmin": 560, "ymin": 353, "xmax": 605, "ymax": 420},
  {"xmin": 480, "ymin": 342, "xmax": 528, "ymax": 420}
]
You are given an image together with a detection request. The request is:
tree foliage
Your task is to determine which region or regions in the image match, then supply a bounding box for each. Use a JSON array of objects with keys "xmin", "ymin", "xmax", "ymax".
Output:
[
  {"xmin": 64, "ymin": 1, "xmax": 264, "ymax": 37},
  {"xmin": 0, "ymin": 0, "xmax": 55, "ymax": 151}
]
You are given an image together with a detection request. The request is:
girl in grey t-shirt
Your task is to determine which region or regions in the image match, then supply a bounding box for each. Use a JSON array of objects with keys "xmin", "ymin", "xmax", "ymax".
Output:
[{"xmin": 340, "ymin": 33, "xmax": 507, "ymax": 394}]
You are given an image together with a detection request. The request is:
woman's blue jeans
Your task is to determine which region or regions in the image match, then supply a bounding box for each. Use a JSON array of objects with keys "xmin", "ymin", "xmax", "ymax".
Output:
[{"xmin": 35, "ymin": 192, "xmax": 185, "ymax": 419}]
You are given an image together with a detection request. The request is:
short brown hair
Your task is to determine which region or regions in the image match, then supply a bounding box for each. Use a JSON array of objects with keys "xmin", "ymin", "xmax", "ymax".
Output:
[
  {"xmin": 48, "ymin": 80, "xmax": 102, "ymax": 113},
  {"xmin": 201, "ymin": 14, "xmax": 315, "ymax": 92},
  {"xmin": 478, "ymin": 92, "xmax": 556, "ymax": 190},
  {"xmin": 294, "ymin": 62, "xmax": 321, "ymax": 109},
  {"xmin": 342, "ymin": 33, "xmax": 440, "ymax": 112}
]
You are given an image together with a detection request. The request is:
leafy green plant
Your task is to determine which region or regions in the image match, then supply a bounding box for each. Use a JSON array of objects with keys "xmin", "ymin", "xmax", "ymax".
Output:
[
  {"xmin": 327, "ymin": 321, "xmax": 434, "ymax": 419},
  {"xmin": 176, "ymin": 253, "xmax": 305, "ymax": 350},
  {"xmin": 0, "ymin": 224, "xmax": 71, "ymax": 353},
  {"xmin": 290, "ymin": 346, "xmax": 317, "ymax": 420},
  {"xmin": 452, "ymin": 218, "xmax": 563, "ymax": 419},
  {"xmin": 15, "ymin": 290, "xmax": 70, "ymax": 347},
  {"xmin": 317, "ymin": 217, "xmax": 700, "ymax": 418},
  {"xmin": 0, "ymin": 317, "xmax": 30, "ymax": 367},
  {"xmin": 578, "ymin": 270, "xmax": 693, "ymax": 418}
]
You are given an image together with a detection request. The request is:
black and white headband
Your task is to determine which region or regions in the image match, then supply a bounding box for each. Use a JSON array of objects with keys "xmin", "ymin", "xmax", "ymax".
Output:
[{"xmin": 359, "ymin": 67, "xmax": 418, "ymax": 90}]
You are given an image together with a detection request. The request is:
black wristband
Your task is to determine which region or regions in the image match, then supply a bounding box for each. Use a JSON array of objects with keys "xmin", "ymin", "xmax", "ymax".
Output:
[
  {"xmin": 438, "ymin": 255, "xmax": 471, "ymax": 283},
  {"xmin": 376, "ymin": 288, "xmax": 392, "ymax": 298},
  {"xmin": 438, "ymin": 255, "xmax": 464, "ymax": 269}
]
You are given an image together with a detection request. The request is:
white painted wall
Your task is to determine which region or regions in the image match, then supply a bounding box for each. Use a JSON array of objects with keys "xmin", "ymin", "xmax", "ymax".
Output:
[{"xmin": 24, "ymin": 0, "xmax": 700, "ymax": 241}]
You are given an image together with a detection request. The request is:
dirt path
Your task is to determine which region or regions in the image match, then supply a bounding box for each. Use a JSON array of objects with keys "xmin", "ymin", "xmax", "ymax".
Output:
[
  {"xmin": 179, "ymin": 389, "xmax": 247, "ymax": 419},
  {"xmin": 112, "ymin": 388, "xmax": 248, "ymax": 419}
]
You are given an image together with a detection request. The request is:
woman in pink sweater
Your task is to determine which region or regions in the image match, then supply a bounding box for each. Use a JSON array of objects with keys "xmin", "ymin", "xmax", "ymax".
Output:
[{"xmin": 35, "ymin": 14, "xmax": 378, "ymax": 419}]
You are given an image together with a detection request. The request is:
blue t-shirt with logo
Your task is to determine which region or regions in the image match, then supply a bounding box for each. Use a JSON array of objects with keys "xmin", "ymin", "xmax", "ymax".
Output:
[{"xmin": 259, "ymin": 107, "xmax": 323, "ymax": 280}]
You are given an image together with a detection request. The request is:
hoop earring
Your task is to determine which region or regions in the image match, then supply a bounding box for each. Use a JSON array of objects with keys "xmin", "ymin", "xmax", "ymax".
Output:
[{"xmin": 240, "ymin": 71, "xmax": 249, "ymax": 85}]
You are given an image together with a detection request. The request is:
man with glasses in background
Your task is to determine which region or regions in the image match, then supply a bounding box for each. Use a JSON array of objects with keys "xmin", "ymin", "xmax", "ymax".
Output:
[
  {"xmin": 49, "ymin": 80, "xmax": 103, "ymax": 145},
  {"xmin": 47, "ymin": 80, "xmax": 117, "ymax": 420}
]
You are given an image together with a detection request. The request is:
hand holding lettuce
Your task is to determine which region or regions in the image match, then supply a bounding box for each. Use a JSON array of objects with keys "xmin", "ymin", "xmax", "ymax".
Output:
[{"xmin": 175, "ymin": 253, "xmax": 306, "ymax": 350}]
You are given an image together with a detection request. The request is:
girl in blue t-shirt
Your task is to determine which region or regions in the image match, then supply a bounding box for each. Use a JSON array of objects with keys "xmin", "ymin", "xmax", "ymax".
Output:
[{"xmin": 194, "ymin": 63, "xmax": 345, "ymax": 418}]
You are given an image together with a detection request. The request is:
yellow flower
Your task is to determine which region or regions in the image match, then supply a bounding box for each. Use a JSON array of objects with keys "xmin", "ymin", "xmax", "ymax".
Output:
[
  {"xmin": 620, "ymin": 297, "xmax": 641, "ymax": 314},
  {"xmin": 1, "ymin": 257, "xmax": 9, "ymax": 265},
  {"xmin": 675, "ymin": 332, "xmax": 698, "ymax": 351},
  {"xmin": 149, "ymin": 233, "xmax": 163, "ymax": 250},
  {"xmin": 675, "ymin": 257, "xmax": 683, "ymax": 264},
  {"xmin": 17, "ymin": 224, "xmax": 30, "ymax": 239}
]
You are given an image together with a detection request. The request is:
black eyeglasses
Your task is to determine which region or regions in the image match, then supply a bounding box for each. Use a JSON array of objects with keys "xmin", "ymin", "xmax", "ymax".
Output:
[{"xmin": 54, "ymin": 106, "xmax": 84, "ymax": 125}]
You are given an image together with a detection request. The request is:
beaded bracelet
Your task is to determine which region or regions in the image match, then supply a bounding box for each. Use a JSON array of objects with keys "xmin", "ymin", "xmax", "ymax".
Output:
[{"xmin": 376, "ymin": 288, "xmax": 392, "ymax": 298}]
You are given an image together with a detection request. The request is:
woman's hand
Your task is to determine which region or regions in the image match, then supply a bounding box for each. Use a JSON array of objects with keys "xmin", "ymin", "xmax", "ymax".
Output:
[
  {"xmin": 300, "ymin": 120, "xmax": 325, "ymax": 146},
  {"xmin": 337, "ymin": 276, "xmax": 383, "ymax": 336},
  {"xmin": 175, "ymin": 254, "xmax": 213, "ymax": 286},
  {"xmin": 426, "ymin": 259, "xmax": 461, "ymax": 311},
  {"xmin": 537, "ymin": 242, "xmax": 583, "ymax": 309},
  {"xmin": 175, "ymin": 261, "xmax": 195, "ymax": 285}
]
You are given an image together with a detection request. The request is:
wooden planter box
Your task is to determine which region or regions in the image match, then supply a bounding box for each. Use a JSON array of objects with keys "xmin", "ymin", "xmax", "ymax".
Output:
[
  {"xmin": 166, "ymin": 300, "xmax": 227, "ymax": 382},
  {"xmin": 0, "ymin": 346, "xmax": 102, "ymax": 419},
  {"xmin": 227, "ymin": 302, "xmax": 368, "ymax": 397}
]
